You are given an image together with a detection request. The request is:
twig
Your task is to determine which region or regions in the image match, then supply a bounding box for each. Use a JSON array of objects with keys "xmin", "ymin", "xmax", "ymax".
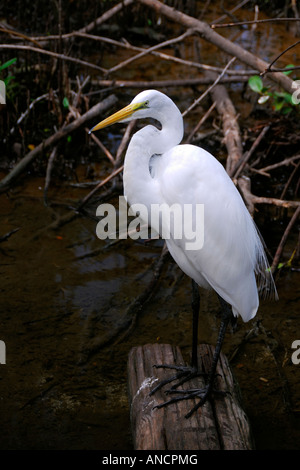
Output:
[
  {"xmin": 77, "ymin": 0, "xmax": 134, "ymax": 35},
  {"xmin": 185, "ymin": 101, "xmax": 216, "ymax": 144},
  {"xmin": 19, "ymin": 0, "xmax": 135, "ymax": 48},
  {"xmin": 30, "ymin": 31, "xmax": 256, "ymax": 77},
  {"xmin": 77, "ymin": 165, "xmax": 124, "ymax": 210},
  {"xmin": 271, "ymin": 206, "xmax": 300, "ymax": 273},
  {"xmin": 137, "ymin": 0, "xmax": 295, "ymax": 95},
  {"xmin": 85, "ymin": 128, "xmax": 115, "ymax": 165},
  {"xmin": 9, "ymin": 92, "xmax": 56, "ymax": 135},
  {"xmin": 238, "ymin": 176, "xmax": 300, "ymax": 216},
  {"xmin": 0, "ymin": 228, "xmax": 20, "ymax": 243},
  {"xmin": 0, "ymin": 27, "xmax": 43, "ymax": 47},
  {"xmin": 280, "ymin": 160, "xmax": 300, "ymax": 200},
  {"xmin": 89, "ymin": 76, "xmax": 249, "ymax": 89},
  {"xmin": 115, "ymin": 121, "xmax": 136, "ymax": 168},
  {"xmin": 106, "ymin": 29, "xmax": 195, "ymax": 75},
  {"xmin": 0, "ymin": 95, "xmax": 118, "ymax": 190},
  {"xmin": 230, "ymin": 125, "xmax": 270, "ymax": 178},
  {"xmin": 182, "ymin": 57, "xmax": 236, "ymax": 117},
  {"xmin": 257, "ymin": 154, "xmax": 300, "ymax": 173},
  {"xmin": 262, "ymin": 40, "xmax": 300, "ymax": 75},
  {"xmin": 44, "ymin": 147, "xmax": 58, "ymax": 206},
  {"xmin": 0, "ymin": 44, "xmax": 107, "ymax": 73},
  {"xmin": 211, "ymin": 18, "xmax": 300, "ymax": 28},
  {"xmin": 211, "ymin": 0, "xmax": 251, "ymax": 25}
]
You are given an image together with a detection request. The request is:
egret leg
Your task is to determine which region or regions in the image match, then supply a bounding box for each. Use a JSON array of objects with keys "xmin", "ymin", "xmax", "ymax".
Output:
[
  {"xmin": 151, "ymin": 291, "xmax": 233, "ymax": 418},
  {"xmin": 149, "ymin": 280, "xmax": 203, "ymax": 396}
]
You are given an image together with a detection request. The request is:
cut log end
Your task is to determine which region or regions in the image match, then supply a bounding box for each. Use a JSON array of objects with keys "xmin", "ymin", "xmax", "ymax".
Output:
[{"xmin": 127, "ymin": 343, "xmax": 254, "ymax": 450}]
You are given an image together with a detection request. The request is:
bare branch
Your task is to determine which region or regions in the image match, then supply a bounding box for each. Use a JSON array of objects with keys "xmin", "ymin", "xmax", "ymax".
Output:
[
  {"xmin": 271, "ymin": 206, "xmax": 300, "ymax": 273},
  {"xmin": 211, "ymin": 18, "xmax": 300, "ymax": 29},
  {"xmin": 0, "ymin": 95, "xmax": 118, "ymax": 190},
  {"xmin": 0, "ymin": 44, "xmax": 107, "ymax": 73},
  {"xmin": 137, "ymin": 0, "xmax": 295, "ymax": 95}
]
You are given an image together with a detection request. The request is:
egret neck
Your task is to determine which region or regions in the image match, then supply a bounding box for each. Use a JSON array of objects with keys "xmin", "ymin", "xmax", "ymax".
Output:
[{"xmin": 123, "ymin": 100, "xmax": 184, "ymax": 214}]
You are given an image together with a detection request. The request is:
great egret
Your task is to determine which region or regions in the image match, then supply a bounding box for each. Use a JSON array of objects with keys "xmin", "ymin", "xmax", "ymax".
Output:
[{"xmin": 90, "ymin": 89, "xmax": 277, "ymax": 417}]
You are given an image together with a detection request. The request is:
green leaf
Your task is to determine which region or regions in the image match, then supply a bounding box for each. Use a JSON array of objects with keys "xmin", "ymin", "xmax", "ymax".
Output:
[
  {"xmin": 248, "ymin": 75, "xmax": 263, "ymax": 93},
  {"xmin": 0, "ymin": 57, "xmax": 17, "ymax": 71},
  {"xmin": 283, "ymin": 64, "xmax": 295, "ymax": 76},
  {"xmin": 63, "ymin": 96, "xmax": 69, "ymax": 108},
  {"xmin": 274, "ymin": 100, "xmax": 284, "ymax": 111},
  {"xmin": 282, "ymin": 106, "xmax": 292, "ymax": 114},
  {"xmin": 4, "ymin": 75, "xmax": 15, "ymax": 86},
  {"xmin": 283, "ymin": 93, "xmax": 294, "ymax": 104}
]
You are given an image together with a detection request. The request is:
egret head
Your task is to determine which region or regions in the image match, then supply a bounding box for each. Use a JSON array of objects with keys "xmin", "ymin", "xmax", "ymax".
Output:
[{"xmin": 89, "ymin": 90, "xmax": 177, "ymax": 133}]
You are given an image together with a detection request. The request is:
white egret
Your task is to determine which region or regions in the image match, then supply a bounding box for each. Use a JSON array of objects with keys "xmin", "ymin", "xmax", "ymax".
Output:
[{"xmin": 90, "ymin": 90, "xmax": 277, "ymax": 417}]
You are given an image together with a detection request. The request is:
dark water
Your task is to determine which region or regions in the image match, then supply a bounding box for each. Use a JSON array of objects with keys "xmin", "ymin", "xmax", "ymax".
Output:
[{"xmin": 0, "ymin": 1, "xmax": 300, "ymax": 450}]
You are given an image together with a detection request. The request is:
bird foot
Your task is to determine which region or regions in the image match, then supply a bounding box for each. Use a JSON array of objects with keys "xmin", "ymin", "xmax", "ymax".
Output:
[
  {"xmin": 149, "ymin": 363, "xmax": 207, "ymax": 397},
  {"xmin": 153, "ymin": 384, "xmax": 227, "ymax": 418},
  {"xmin": 150, "ymin": 363, "xmax": 227, "ymax": 418}
]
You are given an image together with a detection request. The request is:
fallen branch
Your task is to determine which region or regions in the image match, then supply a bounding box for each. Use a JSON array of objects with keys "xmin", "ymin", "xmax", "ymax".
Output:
[
  {"xmin": 137, "ymin": 0, "xmax": 295, "ymax": 95},
  {"xmin": 238, "ymin": 176, "xmax": 300, "ymax": 216},
  {"xmin": 271, "ymin": 206, "xmax": 300, "ymax": 273},
  {"xmin": 211, "ymin": 18, "xmax": 300, "ymax": 28},
  {"xmin": 0, "ymin": 95, "xmax": 118, "ymax": 190},
  {"xmin": 89, "ymin": 76, "xmax": 249, "ymax": 89},
  {"xmin": 106, "ymin": 29, "xmax": 194, "ymax": 75},
  {"xmin": 0, "ymin": 44, "xmax": 107, "ymax": 73},
  {"xmin": 207, "ymin": 71, "xmax": 243, "ymax": 174},
  {"xmin": 28, "ymin": 32, "xmax": 257, "ymax": 76},
  {"xmin": 254, "ymin": 154, "xmax": 300, "ymax": 174}
]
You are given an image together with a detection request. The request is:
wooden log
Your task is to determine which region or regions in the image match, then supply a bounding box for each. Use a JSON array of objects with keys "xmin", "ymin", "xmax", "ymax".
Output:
[{"xmin": 127, "ymin": 343, "xmax": 254, "ymax": 450}]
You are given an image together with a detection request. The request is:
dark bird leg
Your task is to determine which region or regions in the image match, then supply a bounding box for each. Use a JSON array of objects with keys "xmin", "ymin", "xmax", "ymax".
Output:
[
  {"xmin": 149, "ymin": 280, "xmax": 202, "ymax": 395},
  {"xmin": 150, "ymin": 283, "xmax": 233, "ymax": 418}
]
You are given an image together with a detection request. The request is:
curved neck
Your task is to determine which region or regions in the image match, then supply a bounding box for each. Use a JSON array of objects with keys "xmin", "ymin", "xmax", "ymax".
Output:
[{"xmin": 123, "ymin": 103, "xmax": 184, "ymax": 208}]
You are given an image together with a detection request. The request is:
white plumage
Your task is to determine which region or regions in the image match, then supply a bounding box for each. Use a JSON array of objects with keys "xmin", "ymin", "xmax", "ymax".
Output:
[
  {"xmin": 90, "ymin": 89, "xmax": 277, "ymax": 414},
  {"xmin": 120, "ymin": 90, "xmax": 275, "ymax": 322}
]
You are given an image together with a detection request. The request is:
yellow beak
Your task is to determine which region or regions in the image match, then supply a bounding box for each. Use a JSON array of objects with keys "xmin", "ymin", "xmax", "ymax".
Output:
[{"xmin": 89, "ymin": 101, "xmax": 145, "ymax": 133}]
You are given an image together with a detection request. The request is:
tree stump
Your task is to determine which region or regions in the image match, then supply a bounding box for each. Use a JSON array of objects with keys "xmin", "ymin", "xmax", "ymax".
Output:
[{"xmin": 127, "ymin": 343, "xmax": 254, "ymax": 450}]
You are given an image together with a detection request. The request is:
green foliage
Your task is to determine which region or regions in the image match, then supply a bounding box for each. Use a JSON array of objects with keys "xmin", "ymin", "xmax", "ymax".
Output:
[
  {"xmin": 248, "ymin": 66, "xmax": 299, "ymax": 114},
  {"xmin": 62, "ymin": 96, "xmax": 70, "ymax": 109}
]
